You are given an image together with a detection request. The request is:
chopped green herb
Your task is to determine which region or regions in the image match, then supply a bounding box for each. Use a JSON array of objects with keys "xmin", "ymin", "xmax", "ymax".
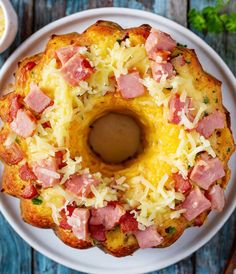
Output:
[
  {"xmin": 116, "ymin": 39, "xmax": 122, "ymax": 44},
  {"xmin": 15, "ymin": 137, "xmax": 20, "ymax": 144},
  {"xmin": 203, "ymin": 96, "xmax": 210, "ymax": 104},
  {"xmin": 32, "ymin": 197, "xmax": 43, "ymax": 205},
  {"xmin": 166, "ymin": 87, "xmax": 173, "ymax": 90},
  {"xmin": 177, "ymin": 42, "xmax": 187, "ymax": 48},
  {"xmin": 212, "ymin": 90, "xmax": 216, "ymax": 93},
  {"xmin": 227, "ymin": 147, "xmax": 231, "ymax": 152},
  {"xmin": 215, "ymin": 98, "xmax": 218, "ymax": 103},
  {"xmin": 185, "ymin": 59, "xmax": 191, "ymax": 64},
  {"xmin": 165, "ymin": 226, "xmax": 176, "ymax": 235}
]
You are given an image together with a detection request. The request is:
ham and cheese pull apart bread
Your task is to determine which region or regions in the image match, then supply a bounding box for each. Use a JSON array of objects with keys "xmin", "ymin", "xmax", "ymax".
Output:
[{"xmin": 0, "ymin": 21, "xmax": 235, "ymax": 257}]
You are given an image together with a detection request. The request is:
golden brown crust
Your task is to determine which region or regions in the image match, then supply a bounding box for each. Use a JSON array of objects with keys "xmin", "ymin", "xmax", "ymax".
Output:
[
  {"xmin": 20, "ymin": 198, "xmax": 55, "ymax": 228},
  {"xmin": 1, "ymin": 164, "xmax": 26, "ymax": 197},
  {"xmin": 54, "ymin": 227, "xmax": 93, "ymax": 249},
  {"xmin": 0, "ymin": 20, "xmax": 235, "ymax": 257},
  {"xmin": 100, "ymin": 227, "xmax": 139, "ymax": 257}
]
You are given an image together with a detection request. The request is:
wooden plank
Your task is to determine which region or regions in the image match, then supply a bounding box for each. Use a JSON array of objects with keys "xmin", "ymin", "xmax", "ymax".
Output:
[
  {"xmin": 33, "ymin": 0, "xmax": 66, "ymax": 31},
  {"xmin": 167, "ymin": 0, "xmax": 188, "ymax": 26},
  {"xmin": 0, "ymin": 213, "xmax": 32, "ymax": 274},
  {"xmin": 189, "ymin": 1, "xmax": 236, "ymax": 273}
]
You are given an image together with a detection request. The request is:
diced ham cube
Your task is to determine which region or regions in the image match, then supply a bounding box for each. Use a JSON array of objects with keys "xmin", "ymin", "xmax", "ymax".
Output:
[
  {"xmin": 18, "ymin": 61, "xmax": 36, "ymax": 85},
  {"xmin": 190, "ymin": 156, "xmax": 225, "ymax": 190},
  {"xmin": 168, "ymin": 93, "xmax": 193, "ymax": 124},
  {"xmin": 134, "ymin": 225, "xmax": 164, "ymax": 249},
  {"xmin": 56, "ymin": 46, "xmax": 82, "ymax": 65},
  {"xmin": 0, "ymin": 138, "xmax": 24, "ymax": 165},
  {"xmin": 8, "ymin": 94, "xmax": 22, "ymax": 123},
  {"xmin": 117, "ymin": 71, "xmax": 145, "ymax": 99},
  {"xmin": 19, "ymin": 163, "xmax": 37, "ymax": 181},
  {"xmin": 151, "ymin": 61, "xmax": 175, "ymax": 82},
  {"xmin": 90, "ymin": 204, "xmax": 125, "ymax": 230},
  {"xmin": 182, "ymin": 187, "xmax": 211, "ymax": 221},
  {"xmin": 67, "ymin": 208, "xmax": 90, "ymax": 241},
  {"xmin": 171, "ymin": 55, "xmax": 186, "ymax": 67},
  {"xmin": 60, "ymin": 53, "xmax": 93, "ymax": 86},
  {"xmin": 89, "ymin": 224, "xmax": 106, "ymax": 242},
  {"xmin": 172, "ymin": 173, "xmax": 192, "ymax": 194},
  {"xmin": 119, "ymin": 212, "xmax": 138, "ymax": 232},
  {"xmin": 196, "ymin": 110, "xmax": 225, "ymax": 138},
  {"xmin": 24, "ymin": 83, "xmax": 52, "ymax": 113},
  {"xmin": 21, "ymin": 184, "xmax": 38, "ymax": 199},
  {"xmin": 59, "ymin": 203, "xmax": 76, "ymax": 230},
  {"xmin": 206, "ymin": 184, "xmax": 225, "ymax": 212},
  {"xmin": 10, "ymin": 109, "xmax": 36, "ymax": 138},
  {"xmin": 32, "ymin": 157, "xmax": 60, "ymax": 188},
  {"xmin": 145, "ymin": 28, "xmax": 176, "ymax": 60},
  {"xmin": 64, "ymin": 173, "xmax": 99, "ymax": 197},
  {"xmin": 55, "ymin": 150, "xmax": 66, "ymax": 169},
  {"xmin": 24, "ymin": 61, "xmax": 36, "ymax": 71}
]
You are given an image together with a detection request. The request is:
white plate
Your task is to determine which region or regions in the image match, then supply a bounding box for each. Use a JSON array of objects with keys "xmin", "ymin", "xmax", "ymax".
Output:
[{"xmin": 0, "ymin": 8, "xmax": 235, "ymax": 274}]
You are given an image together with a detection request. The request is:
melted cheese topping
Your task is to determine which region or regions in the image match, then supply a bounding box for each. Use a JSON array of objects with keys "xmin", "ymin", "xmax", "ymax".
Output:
[{"xmin": 22, "ymin": 38, "xmax": 217, "ymax": 228}]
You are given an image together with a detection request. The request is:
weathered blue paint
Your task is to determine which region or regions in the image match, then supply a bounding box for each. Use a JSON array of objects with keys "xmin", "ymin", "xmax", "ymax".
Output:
[{"xmin": 0, "ymin": 1, "xmax": 235, "ymax": 274}]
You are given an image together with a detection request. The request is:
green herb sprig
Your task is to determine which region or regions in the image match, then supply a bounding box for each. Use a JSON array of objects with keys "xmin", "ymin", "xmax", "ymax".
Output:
[{"xmin": 188, "ymin": 0, "xmax": 236, "ymax": 33}]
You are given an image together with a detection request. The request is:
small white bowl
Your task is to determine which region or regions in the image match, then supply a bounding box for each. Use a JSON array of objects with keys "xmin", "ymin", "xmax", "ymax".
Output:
[{"xmin": 0, "ymin": 0, "xmax": 18, "ymax": 53}]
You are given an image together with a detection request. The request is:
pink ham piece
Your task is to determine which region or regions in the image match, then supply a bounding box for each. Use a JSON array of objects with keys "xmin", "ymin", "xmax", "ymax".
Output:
[
  {"xmin": 190, "ymin": 156, "xmax": 225, "ymax": 190},
  {"xmin": 56, "ymin": 46, "xmax": 81, "ymax": 65},
  {"xmin": 32, "ymin": 157, "xmax": 60, "ymax": 188},
  {"xmin": 171, "ymin": 55, "xmax": 186, "ymax": 67},
  {"xmin": 64, "ymin": 173, "xmax": 99, "ymax": 197},
  {"xmin": 8, "ymin": 94, "xmax": 22, "ymax": 123},
  {"xmin": 151, "ymin": 61, "xmax": 175, "ymax": 82},
  {"xmin": 206, "ymin": 184, "xmax": 225, "ymax": 212},
  {"xmin": 60, "ymin": 52, "xmax": 93, "ymax": 86},
  {"xmin": 21, "ymin": 184, "xmax": 38, "ymax": 199},
  {"xmin": 145, "ymin": 28, "xmax": 176, "ymax": 60},
  {"xmin": 168, "ymin": 93, "xmax": 193, "ymax": 124},
  {"xmin": 90, "ymin": 204, "xmax": 125, "ymax": 230},
  {"xmin": 134, "ymin": 225, "xmax": 164, "ymax": 249},
  {"xmin": 10, "ymin": 109, "xmax": 36, "ymax": 138},
  {"xmin": 196, "ymin": 110, "xmax": 225, "ymax": 138},
  {"xmin": 117, "ymin": 71, "xmax": 145, "ymax": 99},
  {"xmin": 67, "ymin": 208, "xmax": 90, "ymax": 241},
  {"xmin": 0, "ymin": 143, "xmax": 24, "ymax": 165},
  {"xmin": 89, "ymin": 224, "xmax": 106, "ymax": 242},
  {"xmin": 172, "ymin": 173, "xmax": 192, "ymax": 194},
  {"xmin": 24, "ymin": 83, "xmax": 52, "ymax": 113},
  {"xmin": 182, "ymin": 187, "xmax": 211, "ymax": 221}
]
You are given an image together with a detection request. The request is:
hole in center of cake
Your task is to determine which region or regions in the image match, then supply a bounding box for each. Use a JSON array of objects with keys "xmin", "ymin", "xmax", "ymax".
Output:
[{"xmin": 88, "ymin": 112, "xmax": 143, "ymax": 164}]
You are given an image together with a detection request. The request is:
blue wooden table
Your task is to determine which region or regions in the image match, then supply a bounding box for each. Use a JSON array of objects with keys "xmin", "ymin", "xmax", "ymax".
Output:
[{"xmin": 0, "ymin": 0, "xmax": 235, "ymax": 273}]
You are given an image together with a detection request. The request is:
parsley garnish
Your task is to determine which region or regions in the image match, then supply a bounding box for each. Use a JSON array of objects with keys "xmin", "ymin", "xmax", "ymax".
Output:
[
  {"xmin": 188, "ymin": 0, "xmax": 236, "ymax": 34},
  {"xmin": 116, "ymin": 39, "xmax": 122, "ymax": 44},
  {"xmin": 165, "ymin": 226, "xmax": 176, "ymax": 235},
  {"xmin": 203, "ymin": 96, "xmax": 210, "ymax": 104},
  {"xmin": 32, "ymin": 197, "xmax": 43, "ymax": 205},
  {"xmin": 177, "ymin": 42, "xmax": 187, "ymax": 48}
]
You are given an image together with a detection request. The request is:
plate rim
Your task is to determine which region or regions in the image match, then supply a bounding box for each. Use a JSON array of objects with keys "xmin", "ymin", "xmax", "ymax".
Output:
[{"xmin": 0, "ymin": 7, "xmax": 235, "ymax": 274}]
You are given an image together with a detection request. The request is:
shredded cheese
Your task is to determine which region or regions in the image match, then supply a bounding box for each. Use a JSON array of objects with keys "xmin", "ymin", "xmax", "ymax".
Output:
[{"xmin": 20, "ymin": 35, "xmax": 219, "ymax": 229}]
